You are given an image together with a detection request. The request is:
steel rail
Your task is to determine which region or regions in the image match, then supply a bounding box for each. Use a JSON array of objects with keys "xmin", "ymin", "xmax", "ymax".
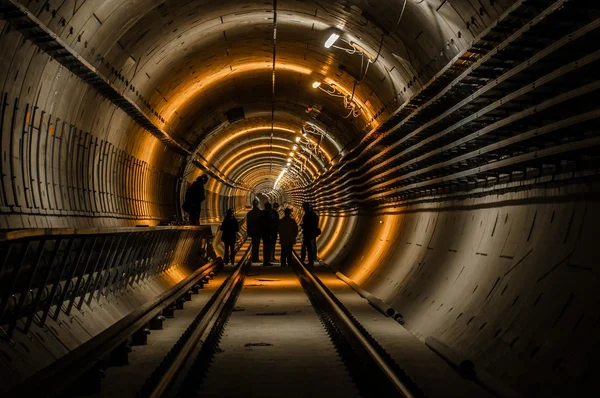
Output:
[
  {"xmin": 145, "ymin": 245, "xmax": 252, "ymax": 398},
  {"xmin": 291, "ymin": 252, "xmax": 419, "ymax": 398},
  {"xmin": 6, "ymin": 256, "xmax": 224, "ymax": 398}
]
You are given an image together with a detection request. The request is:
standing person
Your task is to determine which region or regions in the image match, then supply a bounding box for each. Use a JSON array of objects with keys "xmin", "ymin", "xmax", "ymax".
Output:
[
  {"xmin": 261, "ymin": 202, "xmax": 278, "ymax": 267},
  {"xmin": 301, "ymin": 202, "xmax": 320, "ymax": 266},
  {"xmin": 246, "ymin": 199, "xmax": 262, "ymax": 263},
  {"xmin": 183, "ymin": 175, "xmax": 208, "ymax": 225},
  {"xmin": 220, "ymin": 209, "xmax": 239, "ymax": 265},
  {"xmin": 278, "ymin": 208, "xmax": 298, "ymax": 267},
  {"xmin": 270, "ymin": 202, "xmax": 281, "ymax": 262}
]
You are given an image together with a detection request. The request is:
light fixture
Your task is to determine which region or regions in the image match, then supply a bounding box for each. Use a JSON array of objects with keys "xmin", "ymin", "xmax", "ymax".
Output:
[
  {"xmin": 324, "ymin": 33, "xmax": 375, "ymax": 82},
  {"xmin": 295, "ymin": 136, "xmax": 301, "ymax": 143},
  {"xmin": 312, "ymin": 81, "xmax": 321, "ymax": 89},
  {"xmin": 287, "ymin": 157, "xmax": 292, "ymax": 162},
  {"xmin": 324, "ymin": 33, "xmax": 340, "ymax": 48},
  {"xmin": 311, "ymin": 81, "xmax": 362, "ymax": 118},
  {"xmin": 290, "ymin": 152, "xmax": 295, "ymax": 157},
  {"xmin": 293, "ymin": 145, "xmax": 298, "ymax": 151}
]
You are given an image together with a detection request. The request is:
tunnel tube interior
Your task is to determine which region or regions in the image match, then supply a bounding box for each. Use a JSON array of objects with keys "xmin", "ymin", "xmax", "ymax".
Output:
[{"xmin": 1, "ymin": 0, "xmax": 599, "ymax": 396}]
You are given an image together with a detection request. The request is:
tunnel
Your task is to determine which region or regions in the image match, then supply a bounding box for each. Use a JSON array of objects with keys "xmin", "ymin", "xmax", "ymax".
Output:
[{"xmin": 0, "ymin": 0, "xmax": 599, "ymax": 397}]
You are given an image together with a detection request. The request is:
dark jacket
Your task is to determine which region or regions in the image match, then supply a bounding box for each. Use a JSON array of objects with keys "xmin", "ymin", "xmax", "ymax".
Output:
[
  {"xmin": 247, "ymin": 206, "xmax": 262, "ymax": 237},
  {"xmin": 301, "ymin": 210, "xmax": 319, "ymax": 239},
  {"xmin": 184, "ymin": 180, "xmax": 205, "ymax": 211},
  {"xmin": 261, "ymin": 209, "xmax": 279, "ymax": 237},
  {"xmin": 279, "ymin": 216, "xmax": 298, "ymax": 246},
  {"xmin": 220, "ymin": 216, "xmax": 239, "ymax": 244}
]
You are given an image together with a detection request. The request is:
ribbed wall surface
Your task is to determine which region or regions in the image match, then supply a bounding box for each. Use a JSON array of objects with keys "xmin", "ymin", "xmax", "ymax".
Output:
[{"xmin": 324, "ymin": 181, "xmax": 599, "ymax": 396}]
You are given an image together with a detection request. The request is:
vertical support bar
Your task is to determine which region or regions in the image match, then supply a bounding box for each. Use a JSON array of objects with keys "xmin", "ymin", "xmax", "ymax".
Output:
[
  {"xmin": 110, "ymin": 232, "xmax": 138, "ymax": 293},
  {"xmin": 86, "ymin": 235, "xmax": 119, "ymax": 306},
  {"xmin": 0, "ymin": 242, "xmax": 30, "ymax": 326},
  {"xmin": 135, "ymin": 231, "xmax": 161, "ymax": 284},
  {"xmin": 65, "ymin": 237, "xmax": 98, "ymax": 316},
  {"xmin": 146, "ymin": 231, "xmax": 170, "ymax": 280},
  {"xmin": 8, "ymin": 239, "xmax": 48, "ymax": 338},
  {"xmin": 77, "ymin": 236, "xmax": 107, "ymax": 310},
  {"xmin": 52, "ymin": 239, "xmax": 86, "ymax": 320},
  {"xmin": 23, "ymin": 238, "xmax": 61, "ymax": 333},
  {"xmin": 97, "ymin": 234, "xmax": 129, "ymax": 301},
  {"xmin": 38, "ymin": 238, "xmax": 74, "ymax": 327},
  {"xmin": 118, "ymin": 232, "xmax": 146, "ymax": 291}
]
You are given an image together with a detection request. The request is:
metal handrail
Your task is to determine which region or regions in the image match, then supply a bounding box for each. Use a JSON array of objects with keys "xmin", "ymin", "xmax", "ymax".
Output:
[
  {"xmin": 0, "ymin": 226, "xmax": 214, "ymax": 340},
  {"xmin": 0, "ymin": 225, "xmax": 211, "ymax": 242},
  {"xmin": 7, "ymin": 257, "xmax": 223, "ymax": 397}
]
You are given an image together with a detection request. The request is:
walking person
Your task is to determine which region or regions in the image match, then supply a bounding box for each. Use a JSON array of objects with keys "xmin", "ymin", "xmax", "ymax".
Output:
[
  {"xmin": 261, "ymin": 202, "xmax": 279, "ymax": 267},
  {"xmin": 247, "ymin": 199, "xmax": 262, "ymax": 263},
  {"xmin": 182, "ymin": 175, "xmax": 208, "ymax": 225},
  {"xmin": 270, "ymin": 202, "xmax": 281, "ymax": 262},
  {"xmin": 301, "ymin": 202, "xmax": 320, "ymax": 266},
  {"xmin": 278, "ymin": 208, "xmax": 298, "ymax": 267},
  {"xmin": 220, "ymin": 209, "xmax": 239, "ymax": 265}
]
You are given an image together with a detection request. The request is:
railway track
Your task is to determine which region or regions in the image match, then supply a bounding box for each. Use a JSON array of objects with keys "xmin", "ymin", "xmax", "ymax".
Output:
[{"xmin": 7, "ymin": 241, "xmax": 428, "ymax": 398}]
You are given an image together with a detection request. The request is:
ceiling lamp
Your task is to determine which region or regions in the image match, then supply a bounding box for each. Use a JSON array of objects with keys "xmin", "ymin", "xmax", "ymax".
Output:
[
  {"xmin": 292, "ymin": 145, "xmax": 298, "ymax": 151},
  {"xmin": 312, "ymin": 81, "xmax": 321, "ymax": 89},
  {"xmin": 311, "ymin": 81, "xmax": 362, "ymax": 118},
  {"xmin": 295, "ymin": 136, "xmax": 301, "ymax": 143},
  {"xmin": 323, "ymin": 32, "xmax": 375, "ymax": 83},
  {"xmin": 324, "ymin": 33, "xmax": 340, "ymax": 48}
]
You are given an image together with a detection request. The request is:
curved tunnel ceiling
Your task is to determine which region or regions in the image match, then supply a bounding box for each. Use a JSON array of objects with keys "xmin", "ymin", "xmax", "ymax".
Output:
[
  {"xmin": 28, "ymin": 0, "xmax": 488, "ymax": 199},
  {"xmin": 3, "ymin": 1, "xmax": 600, "ymax": 396}
]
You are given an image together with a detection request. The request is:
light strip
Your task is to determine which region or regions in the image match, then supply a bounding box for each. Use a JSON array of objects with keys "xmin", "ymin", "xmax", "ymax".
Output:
[{"xmin": 324, "ymin": 33, "xmax": 340, "ymax": 48}]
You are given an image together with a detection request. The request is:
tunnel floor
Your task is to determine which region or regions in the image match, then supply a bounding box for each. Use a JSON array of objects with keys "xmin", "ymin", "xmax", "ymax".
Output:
[
  {"xmin": 82, "ymin": 241, "xmax": 491, "ymax": 397},
  {"xmin": 198, "ymin": 265, "xmax": 361, "ymax": 398}
]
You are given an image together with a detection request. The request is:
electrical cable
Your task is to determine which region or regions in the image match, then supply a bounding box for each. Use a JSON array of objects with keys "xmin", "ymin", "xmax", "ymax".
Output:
[{"xmin": 372, "ymin": 0, "xmax": 408, "ymax": 64}]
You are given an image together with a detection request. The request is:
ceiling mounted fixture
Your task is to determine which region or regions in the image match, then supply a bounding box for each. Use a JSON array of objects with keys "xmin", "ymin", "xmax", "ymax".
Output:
[
  {"xmin": 312, "ymin": 81, "xmax": 362, "ymax": 118},
  {"xmin": 324, "ymin": 33, "xmax": 374, "ymax": 62},
  {"xmin": 323, "ymin": 31, "xmax": 376, "ymax": 83},
  {"xmin": 324, "ymin": 33, "xmax": 340, "ymax": 48}
]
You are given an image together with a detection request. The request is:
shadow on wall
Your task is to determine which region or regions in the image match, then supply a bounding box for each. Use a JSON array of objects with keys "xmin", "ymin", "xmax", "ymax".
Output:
[{"xmin": 327, "ymin": 183, "xmax": 600, "ymax": 397}]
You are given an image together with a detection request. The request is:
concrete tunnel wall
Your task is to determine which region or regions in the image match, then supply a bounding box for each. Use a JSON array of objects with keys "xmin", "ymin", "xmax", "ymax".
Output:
[
  {"xmin": 319, "ymin": 181, "xmax": 599, "ymax": 397},
  {"xmin": 0, "ymin": 2, "xmax": 250, "ymax": 228},
  {"xmin": 1, "ymin": 1, "xmax": 598, "ymax": 397}
]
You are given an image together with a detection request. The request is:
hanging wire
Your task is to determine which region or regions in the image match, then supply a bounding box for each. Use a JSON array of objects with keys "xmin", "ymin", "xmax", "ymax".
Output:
[{"xmin": 372, "ymin": 0, "xmax": 408, "ymax": 64}]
